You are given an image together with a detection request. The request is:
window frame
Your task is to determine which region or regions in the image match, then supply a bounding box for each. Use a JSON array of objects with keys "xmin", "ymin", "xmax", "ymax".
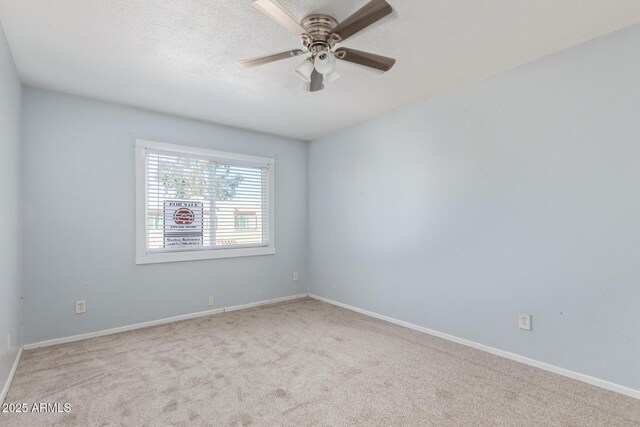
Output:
[{"xmin": 135, "ymin": 139, "xmax": 275, "ymax": 264}]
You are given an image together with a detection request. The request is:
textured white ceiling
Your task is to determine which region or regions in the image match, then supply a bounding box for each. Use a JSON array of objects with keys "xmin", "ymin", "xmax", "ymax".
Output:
[{"xmin": 1, "ymin": 1, "xmax": 639, "ymax": 140}]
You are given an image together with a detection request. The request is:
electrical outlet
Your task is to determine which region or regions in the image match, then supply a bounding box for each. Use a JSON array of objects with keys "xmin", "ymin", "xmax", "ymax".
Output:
[
  {"xmin": 75, "ymin": 299, "xmax": 86, "ymax": 314},
  {"xmin": 208, "ymin": 296, "xmax": 215, "ymax": 307},
  {"xmin": 293, "ymin": 272, "xmax": 299, "ymax": 282},
  {"xmin": 519, "ymin": 314, "xmax": 532, "ymax": 331}
]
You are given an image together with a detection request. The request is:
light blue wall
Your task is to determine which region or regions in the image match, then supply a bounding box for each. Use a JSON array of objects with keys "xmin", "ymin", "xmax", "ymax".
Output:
[
  {"xmin": 0, "ymin": 23, "xmax": 22, "ymax": 389},
  {"xmin": 21, "ymin": 88, "xmax": 307, "ymax": 344},
  {"xmin": 308, "ymin": 25, "xmax": 640, "ymax": 390}
]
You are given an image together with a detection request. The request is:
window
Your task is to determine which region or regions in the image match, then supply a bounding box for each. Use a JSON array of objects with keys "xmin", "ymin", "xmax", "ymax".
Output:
[{"xmin": 136, "ymin": 139, "xmax": 275, "ymax": 264}]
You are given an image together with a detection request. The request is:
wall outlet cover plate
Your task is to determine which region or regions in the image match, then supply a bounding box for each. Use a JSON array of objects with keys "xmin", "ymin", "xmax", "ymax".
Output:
[
  {"xmin": 75, "ymin": 300, "xmax": 86, "ymax": 314},
  {"xmin": 519, "ymin": 314, "xmax": 532, "ymax": 331}
]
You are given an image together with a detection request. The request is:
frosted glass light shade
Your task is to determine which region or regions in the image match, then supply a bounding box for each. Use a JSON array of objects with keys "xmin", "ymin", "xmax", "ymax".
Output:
[{"xmin": 294, "ymin": 59, "xmax": 314, "ymax": 83}]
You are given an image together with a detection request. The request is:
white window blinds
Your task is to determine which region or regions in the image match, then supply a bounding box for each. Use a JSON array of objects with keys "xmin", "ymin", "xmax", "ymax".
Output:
[{"xmin": 138, "ymin": 142, "xmax": 274, "ymax": 262}]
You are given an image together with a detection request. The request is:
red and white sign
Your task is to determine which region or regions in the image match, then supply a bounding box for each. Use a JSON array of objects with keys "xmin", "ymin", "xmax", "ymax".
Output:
[{"xmin": 163, "ymin": 200, "xmax": 204, "ymax": 248}]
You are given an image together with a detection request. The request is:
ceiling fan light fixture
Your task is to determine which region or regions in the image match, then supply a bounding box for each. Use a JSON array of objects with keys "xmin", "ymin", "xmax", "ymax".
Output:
[
  {"xmin": 314, "ymin": 51, "xmax": 337, "ymax": 75},
  {"xmin": 324, "ymin": 70, "xmax": 341, "ymax": 83},
  {"xmin": 294, "ymin": 58, "xmax": 314, "ymax": 82}
]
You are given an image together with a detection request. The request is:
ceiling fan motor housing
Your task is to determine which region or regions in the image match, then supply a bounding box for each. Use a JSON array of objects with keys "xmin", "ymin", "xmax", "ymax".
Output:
[{"xmin": 301, "ymin": 14, "xmax": 339, "ymax": 56}]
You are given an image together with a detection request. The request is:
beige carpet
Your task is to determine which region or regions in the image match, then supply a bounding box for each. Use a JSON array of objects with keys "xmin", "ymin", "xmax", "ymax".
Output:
[{"xmin": 2, "ymin": 298, "xmax": 639, "ymax": 426}]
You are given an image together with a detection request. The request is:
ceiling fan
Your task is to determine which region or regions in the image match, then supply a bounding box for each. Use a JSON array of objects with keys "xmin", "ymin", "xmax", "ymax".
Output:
[{"xmin": 238, "ymin": 0, "xmax": 396, "ymax": 92}]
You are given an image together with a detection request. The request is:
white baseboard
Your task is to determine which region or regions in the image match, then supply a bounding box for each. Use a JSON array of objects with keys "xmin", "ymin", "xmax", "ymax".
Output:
[
  {"xmin": 1, "ymin": 347, "xmax": 23, "ymax": 404},
  {"xmin": 308, "ymin": 293, "xmax": 640, "ymax": 400},
  {"xmin": 224, "ymin": 293, "xmax": 308, "ymax": 312},
  {"xmin": 23, "ymin": 293, "xmax": 309, "ymax": 351}
]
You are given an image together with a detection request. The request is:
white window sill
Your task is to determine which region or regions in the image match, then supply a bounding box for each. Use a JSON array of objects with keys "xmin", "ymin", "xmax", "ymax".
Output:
[{"xmin": 136, "ymin": 246, "xmax": 276, "ymax": 265}]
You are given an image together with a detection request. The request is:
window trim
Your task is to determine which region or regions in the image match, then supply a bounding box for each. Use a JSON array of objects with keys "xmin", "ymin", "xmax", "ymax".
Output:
[{"xmin": 135, "ymin": 139, "xmax": 275, "ymax": 264}]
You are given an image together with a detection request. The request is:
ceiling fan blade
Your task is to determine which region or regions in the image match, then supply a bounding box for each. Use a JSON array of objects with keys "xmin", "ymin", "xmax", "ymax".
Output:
[
  {"xmin": 252, "ymin": 0, "xmax": 310, "ymax": 37},
  {"xmin": 310, "ymin": 69, "xmax": 325, "ymax": 92},
  {"xmin": 328, "ymin": 0, "xmax": 392, "ymax": 43},
  {"xmin": 334, "ymin": 47, "xmax": 396, "ymax": 71},
  {"xmin": 238, "ymin": 49, "xmax": 306, "ymax": 68}
]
